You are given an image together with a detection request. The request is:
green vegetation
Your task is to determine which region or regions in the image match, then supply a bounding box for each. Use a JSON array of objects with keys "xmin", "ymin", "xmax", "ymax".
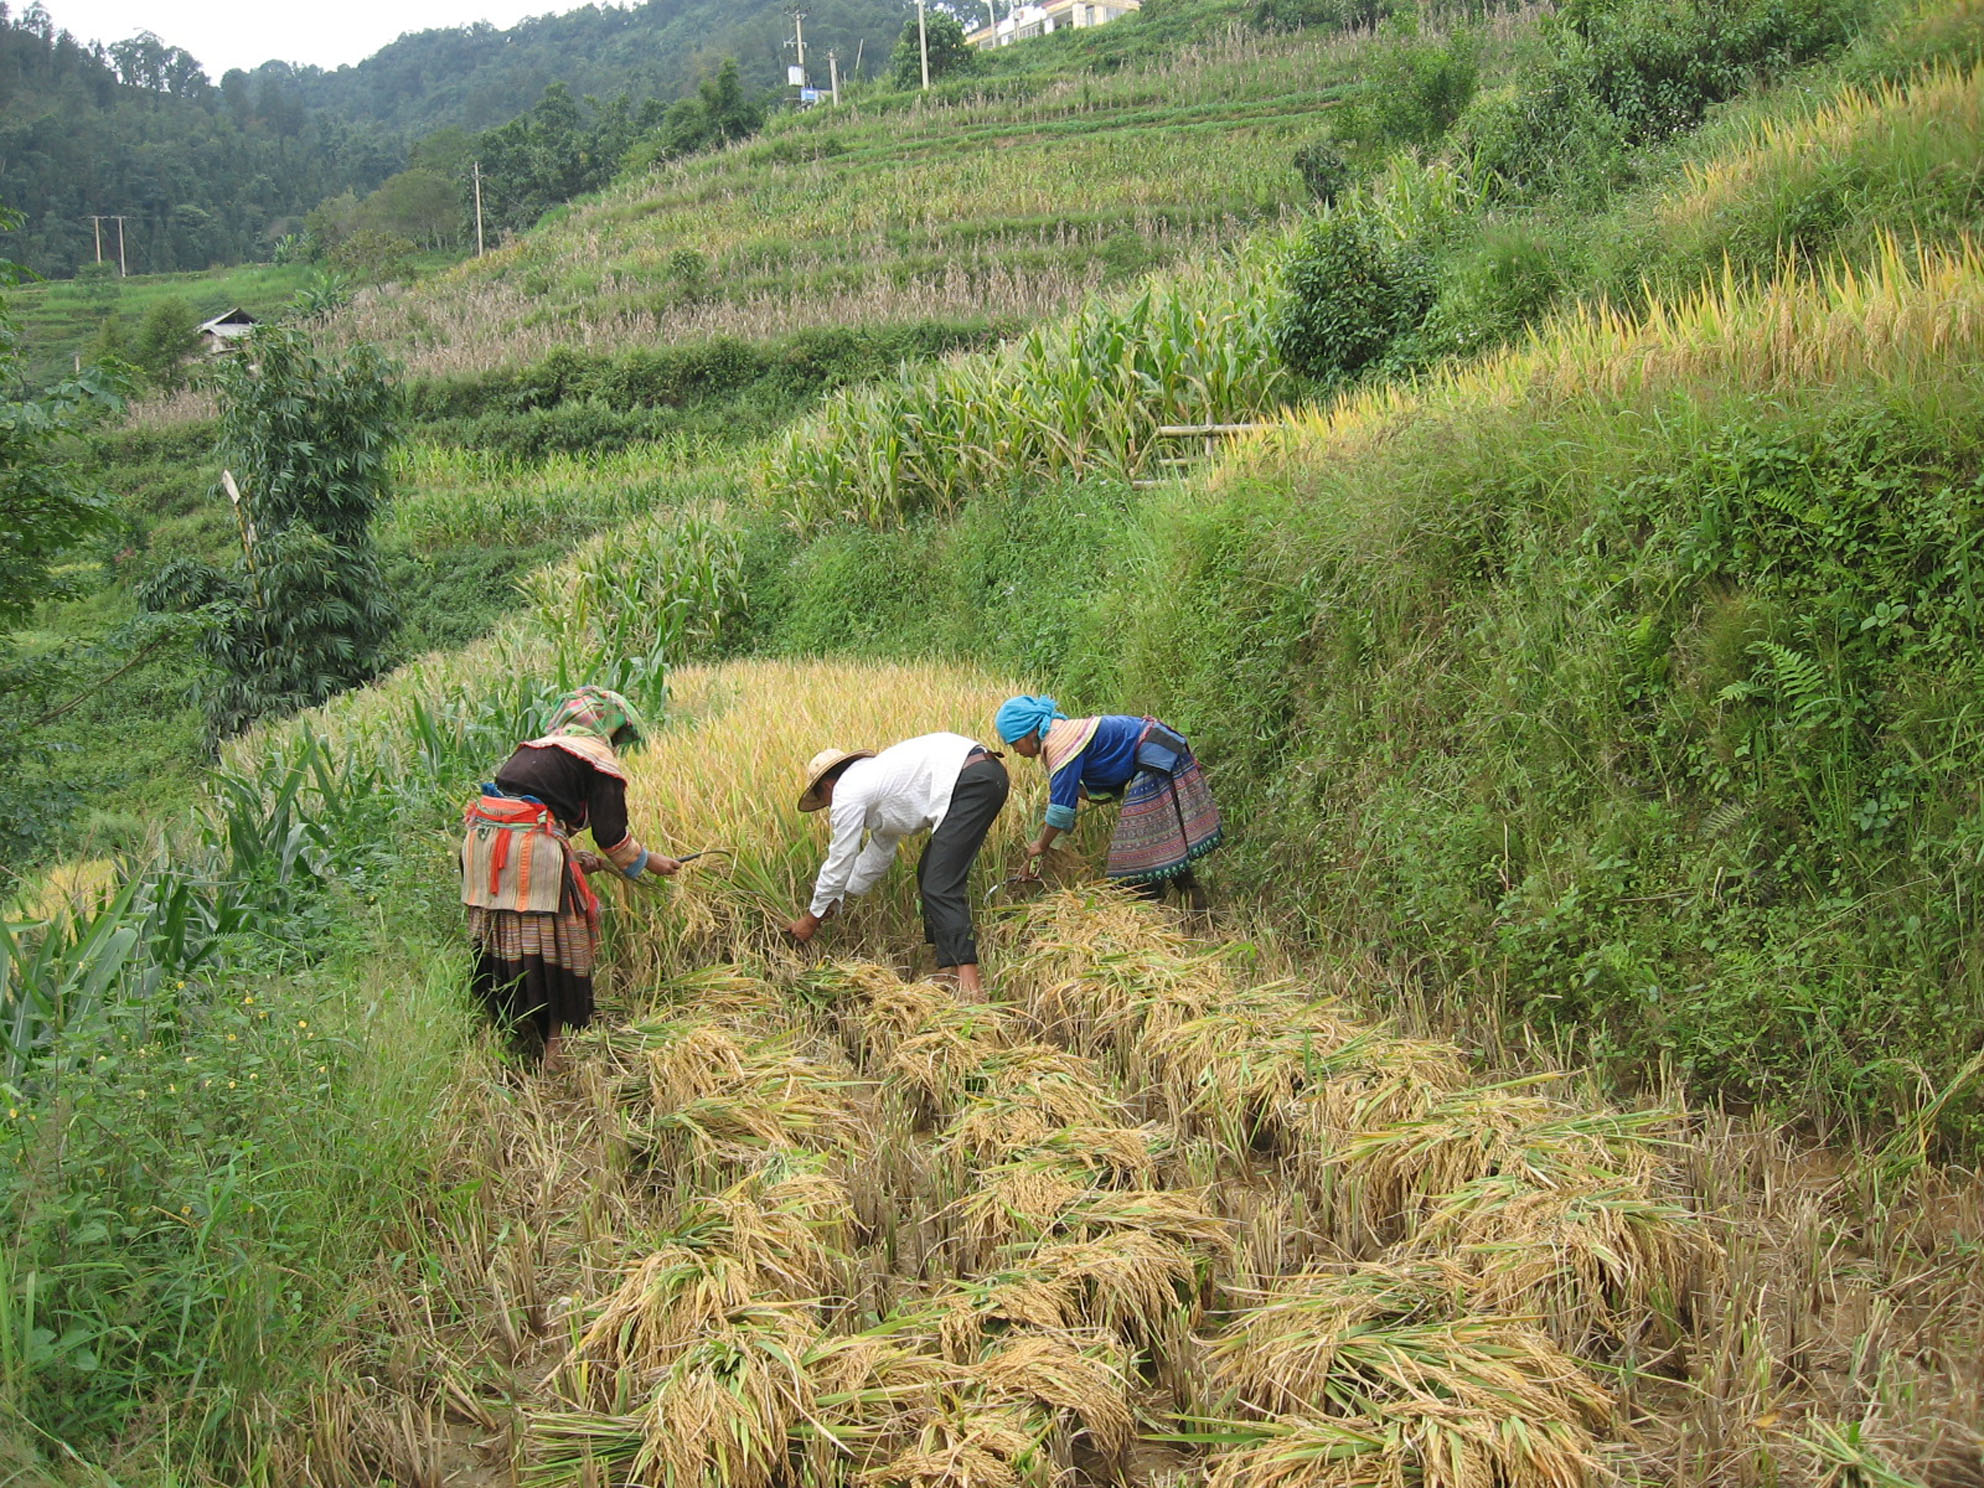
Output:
[
  {"xmin": 12, "ymin": 2, "xmax": 1984, "ymax": 1477},
  {"xmin": 139, "ymin": 327, "xmax": 401, "ymax": 741}
]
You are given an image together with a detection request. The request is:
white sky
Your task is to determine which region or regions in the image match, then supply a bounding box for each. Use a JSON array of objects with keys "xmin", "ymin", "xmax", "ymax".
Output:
[{"xmin": 37, "ymin": 0, "xmax": 591, "ymax": 78}]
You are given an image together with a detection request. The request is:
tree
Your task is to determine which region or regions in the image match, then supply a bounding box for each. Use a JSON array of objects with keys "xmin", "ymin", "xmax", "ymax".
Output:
[
  {"xmin": 130, "ymin": 295, "xmax": 199, "ymax": 390},
  {"xmin": 140, "ymin": 325, "xmax": 401, "ymax": 740},
  {"xmin": 891, "ymin": 8, "xmax": 977, "ymax": 89}
]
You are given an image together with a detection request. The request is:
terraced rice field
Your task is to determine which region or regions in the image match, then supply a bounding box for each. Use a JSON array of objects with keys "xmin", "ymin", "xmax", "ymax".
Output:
[{"xmin": 274, "ymin": 658, "xmax": 1981, "ymax": 1487}]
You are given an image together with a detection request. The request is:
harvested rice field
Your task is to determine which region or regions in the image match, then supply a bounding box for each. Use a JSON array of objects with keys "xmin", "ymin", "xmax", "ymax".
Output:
[{"xmin": 286, "ymin": 660, "xmax": 1982, "ymax": 1488}]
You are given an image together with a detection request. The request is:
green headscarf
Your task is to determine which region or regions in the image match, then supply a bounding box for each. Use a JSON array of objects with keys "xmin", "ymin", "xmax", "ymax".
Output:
[{"xmin": 546, "ymin": 686, "xmax": 648, "ymax": 750}]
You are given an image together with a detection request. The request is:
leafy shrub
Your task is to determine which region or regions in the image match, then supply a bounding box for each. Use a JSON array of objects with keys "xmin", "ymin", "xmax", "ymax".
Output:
[
  {"xmin": 1458, "ymin": 0, "xmax": 1867, "ymax": 197},
  {"xmin": 1333, "ymin": 19, "xmax": 1482, "ymax": 149},
  {"xmin": 1413, "ymin": 224, "xmax": 1564, "ymax": 360},
  {"xmin": 1250, "ymin": 0, "xmax": 1396, "ymax": 33},
  {"xmin": 1272, "ymin": 207, "xmax": 1437, "ymax": 383},
  {"xmin": 1292, "ymin": 138, "xmax": 1354, "ymax": 205}
]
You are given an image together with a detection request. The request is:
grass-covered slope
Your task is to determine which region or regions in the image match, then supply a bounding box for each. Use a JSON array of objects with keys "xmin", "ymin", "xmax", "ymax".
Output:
[{"xmin": 330, "ymin": 22, "xmax": 1386, "ymax": 382}]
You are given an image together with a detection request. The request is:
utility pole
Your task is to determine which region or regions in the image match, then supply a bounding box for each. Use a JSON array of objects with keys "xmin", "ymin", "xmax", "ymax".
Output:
[
  {"xmin": 112, "ymin": 214, "xmax": 127, "ymax": 277},
  {"xmin": 87, "ymin": 214, "xmax": 104, "ymax": 263},
  {"xmin": 472, "ymin": 160, "xmax": 485, "ymax": 257},
  {"xmin": 983, "ymin": 0, "xmax": 995, "ymax": 40},
  {"xmin": 827, "ymin": 47, "xmax": 840, "ymax": 105},
  {"xmin": 916, "ymin": 0, "xmax": 930, "ymax": 88}
]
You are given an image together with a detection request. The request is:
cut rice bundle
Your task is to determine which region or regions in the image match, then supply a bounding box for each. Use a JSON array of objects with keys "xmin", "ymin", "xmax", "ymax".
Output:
[
  {"xmin": 973, "ymin": 1330, "xmax": 1138, "ymax": 1469},
  {"xmin": 891, "ymin": 1038, "xmax": 1120, "ymax": 1141},
  {"xmin": 627, "ymin": 1056, "xmax": 877, "ymax": 1173},
  {"xmin": 1145, "ymin": 1003, "xmax": 1385, "ymax": 1142},
  {"xmin": 804, "ymin": 1326, "xmax": 973, "ymax": 1482},
  {"xmin": 1203, "ymin": 1402, "xmax": 1609, "ymax": 1488},
  {"xmin": 592, "ymin": 1014, "xmax": 877, "ymax": 1174},
  {"xmin": 1328, "ymin": 1093, "xmax": 1676, "ymax": 1246},
  {"xmin": 1406, "ymin": 1175, "xmax": 1713, "ymax": 1351},
  {"xmin": 630, "ymin": 1303, "xmax": 824, "ymax": 1488},
  {"xmin": 1205, "ymin": 1261, "xmax": 1612, "ymax": 1439},
  {"xmin": 537, "ymin": 1301, "xmax": 824, "ymax": 1486},
  {"xmin": 986, "ymin": 1229, "xmax": 1213, "ymax": 1352},
  {"xmin": 879, "ymin": 1015, "xmax": 1033, "ymax": 1128},
  {"xmin": 945, "ymin": 1167, "xmax": 1227, "ymax": 1269},
  {"xmin": 565, "ymin": 1163, "xmax": 854, "ymax": 1395},
  {"xmin": 854, "ymin": 1403, "xmax": 1058, "ymax": 1488},
  {"xmin": 939, "ymin": 1076, "xmax": 1127, "ymax": 1167}
]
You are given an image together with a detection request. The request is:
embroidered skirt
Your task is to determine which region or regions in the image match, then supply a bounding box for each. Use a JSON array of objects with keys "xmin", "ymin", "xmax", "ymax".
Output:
[
  {"xmin": 463, "ymin": 823, "xmax": 600, "ymax": 1039},
  {"xmin": 1105, "ymin": 752, "xmax": 1223, "ymax": 884}
]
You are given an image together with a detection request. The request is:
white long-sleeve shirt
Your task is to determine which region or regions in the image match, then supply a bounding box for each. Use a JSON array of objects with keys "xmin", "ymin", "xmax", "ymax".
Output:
[{"xmin": 809, "ymin": 732, "xmax": 982, "ymax": 916}]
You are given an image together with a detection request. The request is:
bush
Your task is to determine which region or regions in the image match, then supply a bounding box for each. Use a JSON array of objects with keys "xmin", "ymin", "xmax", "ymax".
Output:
[
  {"xmin": 1272, "ymin": 207, "xmax": 1437, "ymax": 383},
  {"xmin": 1250, "ymin": 0, "xmax": 1396, "ymax": 33},
  {"xmin": 1292, "ymin": 139, "xmax": 1354, "ymax": 205},
  {"xmin": 1333, "ymin": 19, "xmax": 1481, "ymax": 149},
  {"xmin": 1412, "ymin": 224, "xmax": 1564, "ymax": 360},
  {"xmin": 1457, "ymin": 0, "xmax": 1867, "ymax": 198}
]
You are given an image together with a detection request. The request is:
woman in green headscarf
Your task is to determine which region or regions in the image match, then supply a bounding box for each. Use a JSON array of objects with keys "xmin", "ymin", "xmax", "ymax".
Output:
[{"xmin": 460, "ymin": 686, "xmax": 680, "ymax": 1067}]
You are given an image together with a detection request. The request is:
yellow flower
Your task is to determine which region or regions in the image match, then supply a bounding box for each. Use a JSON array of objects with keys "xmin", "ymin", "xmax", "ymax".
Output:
[
  {"xmin": 6, "ymin": 1108, "xmax": 16, "ymax": 1120},
  {"xmin": 228, "ymin": 1080, "xmax": 237, "ymax": 1089},
  {"xmin": 297, "ymin": 1020, "xmax": 308, "ymax": 1030},
  {"xmin": 226, "ymin": 1033, "xmax": 236, "ymax": 1043},
  {"xmin": 242, "ymin": 995, "xmax": 254, "ymax": 1005}
]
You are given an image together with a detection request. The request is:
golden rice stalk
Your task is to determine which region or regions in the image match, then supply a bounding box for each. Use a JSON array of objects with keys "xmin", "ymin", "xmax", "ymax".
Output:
[
  {"xmin": 1150, "ymin": 1007, "xmax": 1460, "ymax": 1158},
  {"xmin": 599, "ymin": 1016, "xmax": 876, "ymax": 1171},
  {"xmin": 1204, "ymin": 1404, "xmax": 1608, "ymax": 1488},
  {"xmin": 654, "ymin": 964, "xmax": 794, "ymax": 1027},
  {"xmin": 973, "ymin": 1330, "xmax": 1137, "ymax": 1469},
  {"xmin": 695, "ymin": 1163, "xmax": 858, "ymax": 1300},
  {"xmin": 565, "ymin": 1163, "xmax": 853, "ymax": 1395},
  {"xmin": 1200, "ymin": 1414, "xmax": 1398, "ymax": 1488},
  {"xmin": 564, "ymin": 1249, "xmax": 761, "ymax": 1402},
  {"xmin": 880, "ymin": 1016, "xmax": 1035, "ymax": 1129},
  {"xmin": 1406, "ymin": 1175, "xmax": 1714, "ymax": 1352},
  {"xmin": 855, "ymin": 1403, "xmax": 1056, "ymax": 1488},
  {"xmin": 629, "ymin": 1303, "xmax": 823, "ymax": 1488},
  {"xmin": 1328, "ymin": 1092, "xmax": 1675, "ymax": 1244},
  {"xmin": 992, "ymin": 1228, "xmax": 1211, "ymax": 1347},
  {"xmin": 1283, "ymin": 1036, "xmax": 1473, "ymax": 1153},
  {"xmin": 803, "ymin": 1326, "xmax": 971, "ymax": 1481},
  {"xmin": 998, "ymin": 886, "xmax": 1259, "ymax": 1060},
  {"xmin": 940, "ymin": 1090, "xmax": 1123, "ymax": 1170},
  {"xmin": 1206, "ymin": 1262, "xmax": 1612, "ymax": 1440},
  {"xmin": 631, "ymin": 1062, "xmax": 876, "ymax": 1171},
  {"xmin": 949, "ymin": 1159, "xmax": 1096, "ymax": 1263}
]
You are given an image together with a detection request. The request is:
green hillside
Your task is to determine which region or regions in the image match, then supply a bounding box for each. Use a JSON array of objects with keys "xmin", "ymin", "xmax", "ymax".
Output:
[
  {"xmin": 327, "ymin": 22, "xmax": 1375, "ymax": 383},
  {"xmin": 9, "ymin": 0, "xmax": 1984, "ymax": 1483}
]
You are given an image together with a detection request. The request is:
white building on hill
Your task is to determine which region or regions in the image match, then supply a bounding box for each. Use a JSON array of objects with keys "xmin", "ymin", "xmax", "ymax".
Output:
[{"xmin": 966, "ymin": 0, "xmax": 1141, "ymax": 49}]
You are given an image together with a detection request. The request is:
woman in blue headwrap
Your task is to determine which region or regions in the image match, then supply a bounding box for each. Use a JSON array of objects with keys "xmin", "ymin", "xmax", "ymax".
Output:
[{"xmin": 993, "ymin": 694, "xmax": 1220, "ymax": 908}]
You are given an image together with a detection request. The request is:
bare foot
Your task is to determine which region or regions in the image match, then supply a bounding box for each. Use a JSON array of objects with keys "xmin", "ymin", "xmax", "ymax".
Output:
[{"xmin": 948, "ymin": 963, "xmax": 986, "ymax": 1001}]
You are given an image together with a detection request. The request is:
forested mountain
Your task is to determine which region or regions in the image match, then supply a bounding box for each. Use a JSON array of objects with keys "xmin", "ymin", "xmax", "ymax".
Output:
[
  {"xmin": 263, "ymin": 0, "xmax": 916, "ymax": 138},
  {"xmin": 0, "ymin": 0, "xmax": 913, "ymax": 280},
  {"xmin": 0, "ymin": 3, "xmax": 398, "ymax": 277}
]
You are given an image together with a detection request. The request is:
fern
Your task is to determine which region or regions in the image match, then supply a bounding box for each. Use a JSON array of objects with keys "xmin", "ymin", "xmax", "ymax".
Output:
[{"xmin": 1748, "ymin": 639, "xmax": 1836, "ymax": 724}]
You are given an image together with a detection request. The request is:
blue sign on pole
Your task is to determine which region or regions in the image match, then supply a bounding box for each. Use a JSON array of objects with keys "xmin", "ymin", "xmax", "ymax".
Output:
[{"xmin": 800, "ymin": 87, "xmax": 822, "ymax": 101}]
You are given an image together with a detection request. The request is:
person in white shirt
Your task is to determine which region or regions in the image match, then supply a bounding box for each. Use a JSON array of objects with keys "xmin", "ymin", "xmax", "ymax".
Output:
[{"xmin": 786, "ymin": 731, "xmax": 1010, "ymax": 997}]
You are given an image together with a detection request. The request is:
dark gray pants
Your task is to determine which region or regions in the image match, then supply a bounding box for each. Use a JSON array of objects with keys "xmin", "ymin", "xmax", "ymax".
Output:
[{"xmin": 917, "ymin": 754, "xmax": 1009, "ymax": 967}]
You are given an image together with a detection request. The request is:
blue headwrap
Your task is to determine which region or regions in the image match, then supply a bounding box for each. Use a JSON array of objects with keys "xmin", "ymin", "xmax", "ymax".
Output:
[{"xmin": 995, "ymin": 694, "xmax": 1066, "ymax": 745}]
